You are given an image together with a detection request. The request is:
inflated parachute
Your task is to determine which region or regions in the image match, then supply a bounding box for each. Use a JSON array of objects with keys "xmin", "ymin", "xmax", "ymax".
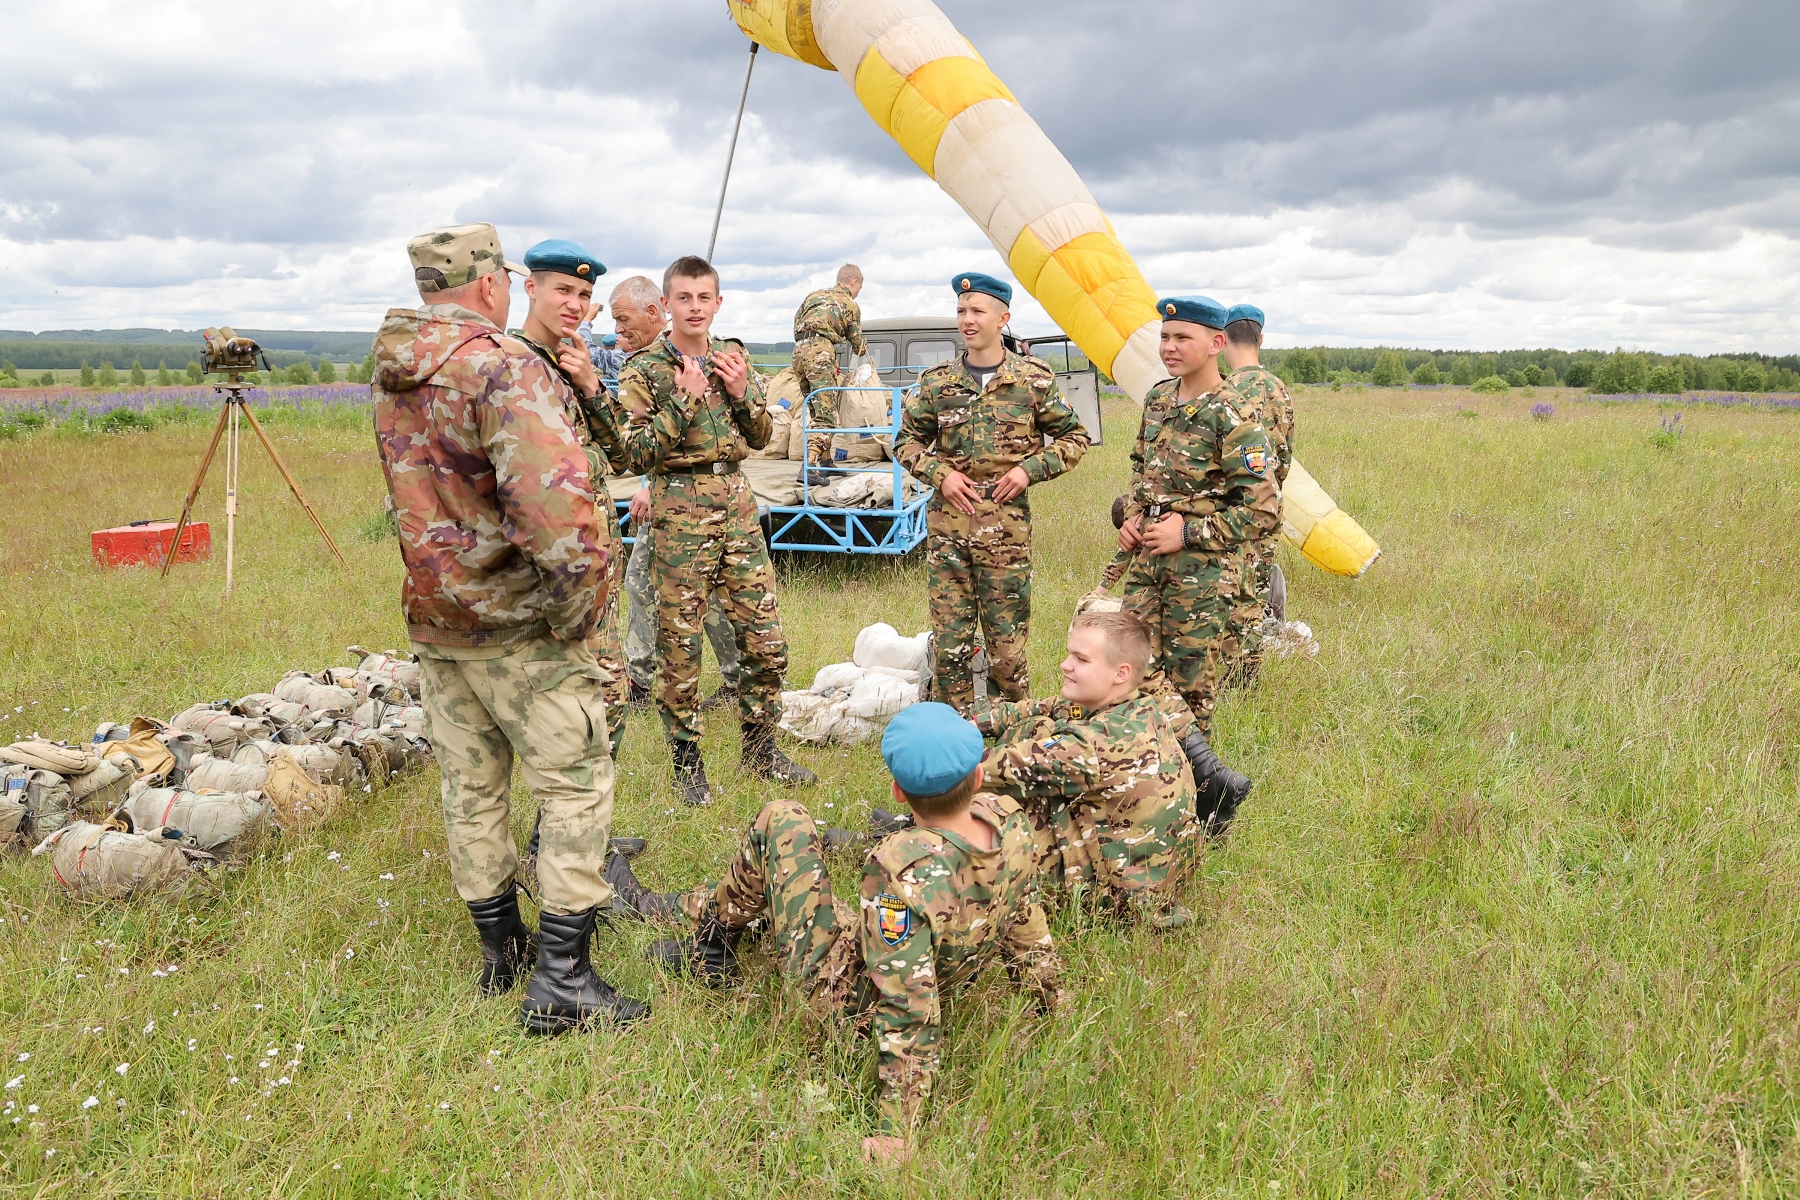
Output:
[{"xmin": 727, "ymin": 0, "xmax": 1380, "ymax": 577}]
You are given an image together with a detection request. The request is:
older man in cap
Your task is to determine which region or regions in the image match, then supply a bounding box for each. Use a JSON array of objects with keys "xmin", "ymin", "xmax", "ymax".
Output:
[
  {"xmin": 634, "ymin": 701, "xmax": 1063, "ymax": 1163},
  {"xmin": 894, "ymin": 272, "xmax": 1090, "ymax": 713},
  {"xmin": 1116, "ymin": 295, "xmax": 1279, "ymax": 777},
  {"xmin": 370, "ymin": 222, "xmax": 648, "ymax": 1033},
  {"xmin": 1219, "ymin": 303, "xmax": 1295, "ymax": 683}
]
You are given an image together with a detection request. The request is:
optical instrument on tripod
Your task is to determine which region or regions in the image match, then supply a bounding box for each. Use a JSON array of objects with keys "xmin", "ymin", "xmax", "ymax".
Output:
[{"xmin": 159, "ymin": 328, "xmax": 348, "ymax": 594}]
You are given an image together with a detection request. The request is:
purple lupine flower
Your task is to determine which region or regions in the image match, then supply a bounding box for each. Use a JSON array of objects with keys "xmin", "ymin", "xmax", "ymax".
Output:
[{"xmin": 1530, "ymin": 402, "xmax": 1555, "ymax": 420}]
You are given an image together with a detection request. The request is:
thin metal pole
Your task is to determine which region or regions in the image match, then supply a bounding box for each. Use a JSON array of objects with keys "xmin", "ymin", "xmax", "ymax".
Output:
[
  {"xmin": 708, "ymin": 42, "xmax": 759, "ymax": 262},
  {"xmin": 225, "ymin": 399, "xmax": 239, "ymax": 596}
]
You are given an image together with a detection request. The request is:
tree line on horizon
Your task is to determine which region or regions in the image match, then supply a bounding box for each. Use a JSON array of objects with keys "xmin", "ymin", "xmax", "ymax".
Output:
[
  {"xmin": 0, "ymin": 353, "xmax": 378, "ymax": 390},
  {"xmin": 1264, "ymin": 347, "xmax": 1800, "ymax": 394}
]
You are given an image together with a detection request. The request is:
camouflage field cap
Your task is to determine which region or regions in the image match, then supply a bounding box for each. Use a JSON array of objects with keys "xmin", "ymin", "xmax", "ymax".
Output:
[{"xmin": 408, "ymin": 223, "xmax": 526, "ymax": 294}]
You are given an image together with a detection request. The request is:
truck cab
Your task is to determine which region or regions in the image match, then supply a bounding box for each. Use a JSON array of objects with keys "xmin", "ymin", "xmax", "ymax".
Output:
[{"xmin": 843, "ymin": 317, "xmax": 1103, "ymax": 445}]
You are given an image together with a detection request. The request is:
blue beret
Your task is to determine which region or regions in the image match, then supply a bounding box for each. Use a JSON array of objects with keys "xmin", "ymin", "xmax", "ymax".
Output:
[
  {"xmin": 1226, "ymin": 304, "xmax": 1265, "ymax": 328},
  {"xmin": 953, "ymin": 272, "xmax": 1012, "ymax": 307},
  {"xmin": 523, "ymin": 239, "xmax": 606, "ymax": 283},
  {"xmin": 600, "ymin": 333, "xmax": 617, "ymax": 347},
  {"xmin": 1158, "ymin": 295, "xmax": 1228, "ymax": 329},
  {"xmin": 881, "ymin": 703, "xmax": 984, "ymax": 797}
]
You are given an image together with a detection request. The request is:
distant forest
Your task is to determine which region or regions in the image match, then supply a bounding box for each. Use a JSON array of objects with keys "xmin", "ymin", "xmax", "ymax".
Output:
[{"xmin": 1260, "ymin": 346, "xmax": 1800, "ymax": 393}]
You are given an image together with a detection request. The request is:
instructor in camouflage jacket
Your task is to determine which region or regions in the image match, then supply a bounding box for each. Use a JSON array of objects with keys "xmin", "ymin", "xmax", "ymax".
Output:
[
  {"xmin": 371, "ymin": 222, "xmax": 647, "ymax": 1035},
  {"xmin": 615, "ymin": 255, "xmax": 814, "ymax": 805},
  {"xmin": 1117, "ymin": 295, "xmax": 1280, "ymax": 738},
  {"xmin": 895, "ymin": 272, "xmax": 1089, "ymax": 713},
  {"xmin": 639, "ymin": 702, "xmax": 1062, "ymax": 1163},
  {"xmin": 977, "ymin": 610, "xmax": 1202, "ymax": 925},
  {"xmin": 791, "ymin": 264, "xmax": 868, "ymax": 465}
]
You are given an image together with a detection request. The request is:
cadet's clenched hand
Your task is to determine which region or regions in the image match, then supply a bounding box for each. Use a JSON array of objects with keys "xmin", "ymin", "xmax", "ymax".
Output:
[
  {"xmin": 861, "ymin": 1135, "xmax": 910, "ymax": 1165},
  {"xmin": 713, "ymin": 347, "xmax": 749, "ymax": 400},
  {"xmin": 629, "ymin": 487, "xmax": 651, "ymax": 525},
  {"xmin": 1118, "ymin": 513, "xmax": 1143, "ymax": 552},
  {"xmin": 1142, "ymin": 512, "xmax": 1186, "ymax": 555},
  {"xmin": 562, "ymin": 336, "xmax": 601, "ymax": 399},
  {"xmin": 674, "ymin": 356, "xmax": 709, "ymax": 403},
  {"xmin": 989, "ymin": 465, "xmax": 1031, "ymax": 504}
]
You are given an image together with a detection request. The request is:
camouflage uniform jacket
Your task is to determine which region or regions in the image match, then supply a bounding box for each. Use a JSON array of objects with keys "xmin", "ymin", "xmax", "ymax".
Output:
[
  {"xmin": 792, "ymin": 285, "xmax": 867, "ymax": 356},
  {"xmin": 614, "ymin": 334, "xmax": 771, "ymax": 475},
  {"xmin": 859, "ymin": 791, "xmax": 1062, "ymax": 1135},
  {"xmin": 894, "ymin": 350, "xmax": 1090, "ymax": 504},
  {"xmin": 977, "ymin": 691, "xmax": 1202, "ymax": 902},
  {"xmin": 1126, "ymin": 378, "xmax": 1280, "ymax": 551},
  {"xmin": 1224, "ymin": 363, "xmax": 1294, "ymax": 484},
  {"xmin": 513, "ymin": 330, "xmax": 629, "ymax": 479},
  {"xmin": 371, "ymin": 304, "xmax": 609, "ymax": 648}
]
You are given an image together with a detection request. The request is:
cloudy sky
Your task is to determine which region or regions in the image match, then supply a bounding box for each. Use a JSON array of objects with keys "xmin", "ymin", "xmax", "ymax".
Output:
[{"xmin": 2, "ymin": 0, "xmax": 1795, "ymax": 352}]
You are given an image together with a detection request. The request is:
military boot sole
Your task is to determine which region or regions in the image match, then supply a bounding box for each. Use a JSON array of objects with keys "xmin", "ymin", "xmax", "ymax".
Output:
[{"xmin": 521, "ymin": 995, "xmax": 650, "ymax": 1035}]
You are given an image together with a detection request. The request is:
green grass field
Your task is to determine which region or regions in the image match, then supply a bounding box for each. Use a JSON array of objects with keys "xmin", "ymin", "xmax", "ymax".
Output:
[{"xmin": 2, "ymin": 386, "xmax": 1798, "ymax": 1197}]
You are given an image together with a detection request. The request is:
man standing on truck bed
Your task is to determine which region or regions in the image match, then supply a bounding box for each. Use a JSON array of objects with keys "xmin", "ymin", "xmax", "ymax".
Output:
[
  {"xmin": 791, "ymin": 264, "xmax": 868, "ymax": 467},
  {"xmin": 894, "ymin": 272, "xmax": 1090, "ymax": 713}
]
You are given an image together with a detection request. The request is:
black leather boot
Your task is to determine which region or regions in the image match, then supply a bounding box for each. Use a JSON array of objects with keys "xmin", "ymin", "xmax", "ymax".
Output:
[
  {"xmin": 520, "ymin": 907, "xmax": 650, "ymax": 1034},
  {"xmin": 1180, "ymin": 731, "xmax": 1253, "ymax": 835},
  {"xmin": 699, "ymin": 684, "xmax": 739, "ymax": 712},
  {"xmin": 741, "ymin": 721, "xmax": 817, "ymax": 786},
  {"xmin": 868, "ymin": 808, "xmax": 914, "ymax": 836},
  {"xmin": 672, "ymin": 739, "xmax": 714, "ymax": 807},
  {"xmin": 466, "ymin": 883, "xmax": 535, "ymax": 997},
  {"xmin": 647, "ymin": 904, "xmax": 744, "ymax": 989},
  {"xmin": 605, "ymin": 850, "xmax": 683, "ymax": 923}
]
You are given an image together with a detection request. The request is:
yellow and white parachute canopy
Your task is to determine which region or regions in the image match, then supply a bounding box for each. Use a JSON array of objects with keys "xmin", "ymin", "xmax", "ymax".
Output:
[{"xmin": 728, "ymin": 0, "xmax": 1379, "ymax": 577}]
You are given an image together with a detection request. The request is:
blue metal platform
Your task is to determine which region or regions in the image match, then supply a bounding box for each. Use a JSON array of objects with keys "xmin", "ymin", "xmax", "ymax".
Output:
[{"xmin": 612, "ymin": 384, "xmax": 930, "ymax": 557}]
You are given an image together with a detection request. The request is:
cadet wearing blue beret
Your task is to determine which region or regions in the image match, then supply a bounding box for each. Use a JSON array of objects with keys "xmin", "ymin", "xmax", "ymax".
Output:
[
  {"xmin": 523, "ymin": 238, "xmax": 607, "ymax": 283},
  {"xmin": 1157, "ymin": 294, "xmax": 1230, "ymax": 330},
  {"xmin": 881, "ymin": 702, "xmax": 985, "ymax": 797},
  {"xmin": 1114, "ymin": 287, "xmax": 1278, "ymax": 772},
  {"xmin": 952, "ymin": 272, "xmax": 1013, "ymax": 307},
  {"xmin": 1225, "ymin": 303, "xmax": 1264, "ymax": 329},
  {"xmin": 1219, "ymin": 300, "xmax": 1293, "ymax": 693},
  {"xmin": 893, "ymin": 270, "xmax": 1091, "ymax": 714}
]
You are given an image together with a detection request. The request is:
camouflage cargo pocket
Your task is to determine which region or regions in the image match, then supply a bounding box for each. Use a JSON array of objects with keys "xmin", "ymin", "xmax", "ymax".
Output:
[{"xmin": 517, "ymin": 647, "xmax": 610, "ymax": 769}]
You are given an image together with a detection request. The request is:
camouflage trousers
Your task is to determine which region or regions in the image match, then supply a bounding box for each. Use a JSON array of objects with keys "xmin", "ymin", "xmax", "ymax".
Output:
[
  {"xmin": 793, "ymin": 338, "xmax": 842, "ymax": 466},
  {"xmin": 650, "ymin": 471, "xmax": 788, "ymax": 742},
  {"xmin": 1119, "ymin": 545, "xmax": 1241, "ymax": 738},
  {"xmin": 624, "ymin": 528, "xmax": 741, "ymax": 694},
  {"xmin": 585, "ymin": 503, "xmax": 630, "ymax": 757},
  {"xmin": 926, "ymin": 495, "xmax": 1032, "ymax": 713},
  {"xmin": 1223, "ymin": 534, "xmax": 1278, "ymax": 683},
  {"xmin": 414, "ymin": 635, "xmax": 614, "ymax": 916},
  {"xmin": 681, "ymin": 799, "xmax": 863, "ymax": 1019}
]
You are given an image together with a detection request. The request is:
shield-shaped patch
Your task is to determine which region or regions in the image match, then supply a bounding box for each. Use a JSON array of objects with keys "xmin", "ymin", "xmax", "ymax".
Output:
[
  {"xmin": 876, "ymin": 894, "xmax": 912, "ymax": 946},
  {"xmin": 1244, "ymin": 445, "xmax": 1269, "ymax": 477}
]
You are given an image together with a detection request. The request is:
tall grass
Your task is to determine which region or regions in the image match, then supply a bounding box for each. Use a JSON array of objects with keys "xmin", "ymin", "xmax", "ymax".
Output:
[{"xmin": 0, "ymin": 388, "xmax": 1797, "ymax": 1196}]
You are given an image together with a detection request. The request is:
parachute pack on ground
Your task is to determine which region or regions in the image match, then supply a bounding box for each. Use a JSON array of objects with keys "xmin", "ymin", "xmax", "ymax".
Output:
[{"xmin": 727, "ymin": 0, "xmax": 1380, "ymax": 577}]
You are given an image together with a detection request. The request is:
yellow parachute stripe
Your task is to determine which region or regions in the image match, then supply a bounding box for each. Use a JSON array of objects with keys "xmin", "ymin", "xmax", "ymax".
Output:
[
  {"xmin": 732, "ymin": 0, "xmax": 831, "ymax": 68},
  {"xmin": 852, "ymin": 48, "xmax": 1014, "ymax": 178}
]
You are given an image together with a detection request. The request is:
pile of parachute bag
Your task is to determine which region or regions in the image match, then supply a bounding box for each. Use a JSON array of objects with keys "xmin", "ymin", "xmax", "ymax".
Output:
[
  {"xmin": 779, "ymin": 623, "xmax": 929, "ymax": 746},
  {"xmin": 12, "ymin": 645, "xmax": 435, "ymax": 901}
]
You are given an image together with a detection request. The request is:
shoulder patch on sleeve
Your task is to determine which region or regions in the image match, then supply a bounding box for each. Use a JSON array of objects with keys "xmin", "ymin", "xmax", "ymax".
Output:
[
  {"xmin": 1244, "ymin": 444, "xmax": 1269, "ymax": 477},
  {"xmin": 875, "ymin": 894, "xmax": 912, "ymax": 946}
]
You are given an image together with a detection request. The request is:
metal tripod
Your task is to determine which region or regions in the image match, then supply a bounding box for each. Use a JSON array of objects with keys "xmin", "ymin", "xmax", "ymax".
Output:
[{"xmin": 159, "ymin": 381, "xmax": 348, "ymax": 594}]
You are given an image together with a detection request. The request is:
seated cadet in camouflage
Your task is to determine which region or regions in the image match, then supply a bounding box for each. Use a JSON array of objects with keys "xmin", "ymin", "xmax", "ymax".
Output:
[
  {"xmin": 790, "ymin": 264, "xmax": 868, "ymax": 466},
  {"xmin": 1116, "ymin": 295, "xmax": 1280, "ymax": 741},
  {"xmin": 894, "ymin": 272, "xmax": 1090, "ymax": 713},
  {"xmin": 1220, "ymin": 303, "xmax": 1295, "ymax": 683},
  {"xmin": 372, "ymin": 222, "xmax": 647, "ymax": 1034},
  {"xmin": 511, "ymin": 239, "xmax": 629, "ymax": 758},
  {"xmin": 639, "ymin": 703, "xmax": 1063, "ymax": 1164},
  {"xmin": 615, "ymin": 255, "xmax": 815, "ymax": 805},
  {"xmin": 975, "ymin": 610, "xmax": 1202, "ymax": 924}
]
